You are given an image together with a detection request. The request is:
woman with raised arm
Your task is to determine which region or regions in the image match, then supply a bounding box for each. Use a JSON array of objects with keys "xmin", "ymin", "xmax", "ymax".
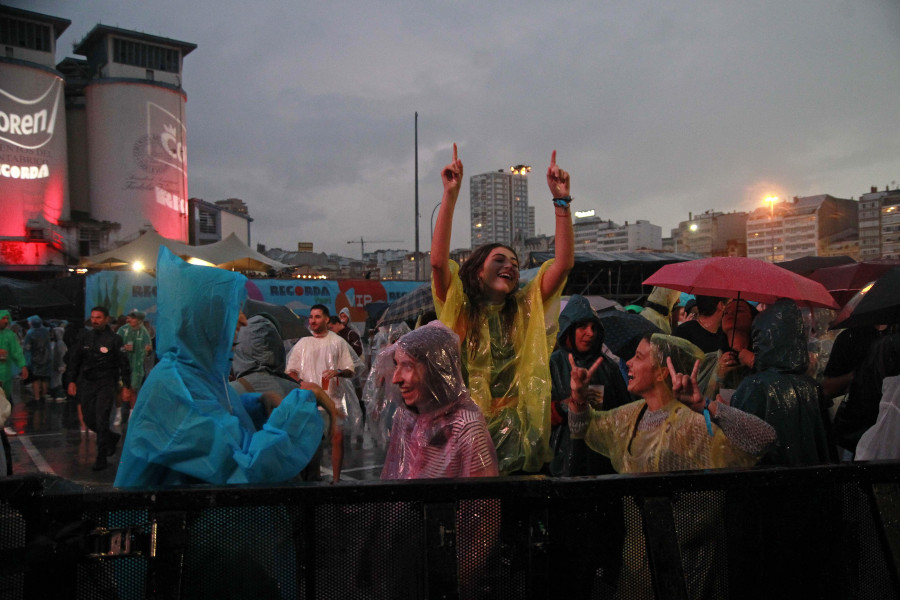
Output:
[{"xmin": 431, "ymin": 144, "xmax": 575, "ymax": 474}]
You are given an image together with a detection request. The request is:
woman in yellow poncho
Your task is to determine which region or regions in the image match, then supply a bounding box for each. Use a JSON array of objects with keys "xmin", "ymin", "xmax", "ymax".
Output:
[{"xmin": 431, "ymin": 144, "xmax": 575, "ymax": 474}]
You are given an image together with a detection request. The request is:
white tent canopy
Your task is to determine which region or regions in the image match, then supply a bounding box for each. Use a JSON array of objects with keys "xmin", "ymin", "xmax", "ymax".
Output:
[
  {"xmin": 196, "ymin": 233, "xmax": 288, "ymax": 272},
  {"xmin": 80, "ymin": 230, "xmax": 288, "ymax": 273}
]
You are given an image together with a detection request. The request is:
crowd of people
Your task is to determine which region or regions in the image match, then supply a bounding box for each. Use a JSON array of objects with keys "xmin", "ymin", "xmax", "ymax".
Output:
[{"xmin": 1, "ymin": 147, "xmax": 897, "ymax": 488}]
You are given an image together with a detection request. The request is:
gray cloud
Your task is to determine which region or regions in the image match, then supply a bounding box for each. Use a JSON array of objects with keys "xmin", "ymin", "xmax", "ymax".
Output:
[{"xmin": 12, "ymin": 0, "xmax": 900, "ymax": 255}]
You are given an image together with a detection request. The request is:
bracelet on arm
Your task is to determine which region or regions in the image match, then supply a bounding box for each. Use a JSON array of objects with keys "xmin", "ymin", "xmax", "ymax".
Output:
[
  {"xmin": 552, "ymin": 196, "xmax": 573, "ymax": 208},
  {"xmin": 703, "ymin": 397, "xmax": 714, "ymax": 436}
]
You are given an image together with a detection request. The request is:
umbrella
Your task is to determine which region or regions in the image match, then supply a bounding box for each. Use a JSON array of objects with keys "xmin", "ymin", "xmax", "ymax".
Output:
[
  {"xmin": 597, "ymin": 310, "xmax": 662, "ymax": 356},
  {"xmin": 243, "ymin": 298, "xmax": 311, "ymax": 340},
  {"xmin": 643, "ymin": 257, "xmax": 838, "ymax": 309},
  {"xmin": 776, "ymin": 255, "xmax": 855, "ymax": 277},
  {"xmin": 808, "ymin": 260, "xmax": 900, "ymax": 307},
  {"xmin": 377, "ymin": 283, "xmax": 434, "ymax": 327},
  {"xmin": 364, "ymin": 301, "xmax": 390, "ymax": 322},
  {"xmin": 830, "ymin": 267, "xmax": 900, "ymax": 329}
]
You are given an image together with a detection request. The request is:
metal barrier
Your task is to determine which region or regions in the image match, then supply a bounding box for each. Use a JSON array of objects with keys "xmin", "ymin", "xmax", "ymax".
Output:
[{"xmin": 1, "ymin": 462, "xmax": 898, "ymax": 599}]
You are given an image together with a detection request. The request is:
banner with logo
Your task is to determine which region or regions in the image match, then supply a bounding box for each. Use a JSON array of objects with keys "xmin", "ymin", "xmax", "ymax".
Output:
[
  {"xmin": 85, "ymin": 83, "xmax": 189, "ymax": 242},
  {"xmin": 0, "ymin": 64, "xmax": 68, "ymax": 240},
  {"xmin": 86, "ymin": 272, "xmax": 424, "ymax": 325}
]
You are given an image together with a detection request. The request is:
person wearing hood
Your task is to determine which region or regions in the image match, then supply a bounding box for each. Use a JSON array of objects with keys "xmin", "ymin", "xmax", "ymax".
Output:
[
  {"xmin": 548, "ymin": 295, "xmax": 631, "ymax": 476},
  {"xmin": 230, "ymin": 314, "xmax": 345, "ymax": 482},
  {"xmin": 640, "ymin": 287, "xmax": 681, "ymax": 334},
  {"xmin": 115, "ymin": 248, "xmax": 323, "ymax": 487},
  {"xmin": 568, "ymin": 333, "xmax": 776, "ymax": 473},
  {"xmin": 23, "ymin": 314, "xmax": 52, "ymax": 405},
  {"xmin": 118, "ymin": 310, "xmax": 152, "ymax": 393},
  {"xmin": 730, "ymin": 298, "xmax": 831, "ymax": 466},
  {"xmin": 0, "ymin": 309, "xmax": 27, "ymax": 438},
  {"xmin": 381, "ymin": 321, "xmax": 498, "ymax": 480}
]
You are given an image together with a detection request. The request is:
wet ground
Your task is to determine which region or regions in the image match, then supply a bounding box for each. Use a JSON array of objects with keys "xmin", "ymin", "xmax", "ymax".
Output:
[{"xmin": 5, "ymin": 382, "xmax": 387, "ymax": 487}]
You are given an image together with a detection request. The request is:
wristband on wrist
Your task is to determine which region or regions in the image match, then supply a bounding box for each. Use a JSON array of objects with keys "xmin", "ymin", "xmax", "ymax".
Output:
[{"xmin": 552, "ymin": 196, "xmax": 573, "ymax": 208}]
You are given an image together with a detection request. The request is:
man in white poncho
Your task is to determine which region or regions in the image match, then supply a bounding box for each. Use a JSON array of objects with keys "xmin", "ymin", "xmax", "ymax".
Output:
[{"xmin": 286, "ymin": 304, "xmax": 363, "ymax": 434}]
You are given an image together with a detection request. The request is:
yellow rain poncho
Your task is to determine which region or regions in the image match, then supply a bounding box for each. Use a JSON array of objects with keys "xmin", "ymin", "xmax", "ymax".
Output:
[
  {"xmin": 434, "ymin": 259, "xmax": 563, "ymax": 474},
  {"xmin": 640, "ymin": 286, "xmax": 681, "ymax": 334},
  {"xmin": 571, "ymin": 334, "xmax": 774, "ymax": 473},
  {"xmin": 576, "ymin": 400, "xmax": 761, "ymax": 472}
]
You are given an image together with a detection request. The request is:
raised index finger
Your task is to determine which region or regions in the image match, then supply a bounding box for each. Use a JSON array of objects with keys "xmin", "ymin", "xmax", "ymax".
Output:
[
  {"xmin": 550, "ymin": 149, "xmax": 557, "ymax": 167},
  {"xmin": 452, "ymin": 142, "xmax": 458, "ymax": 162},
  {"xmin": 691, "ymin": 359, "xmax": 700, "ymax": 382}
]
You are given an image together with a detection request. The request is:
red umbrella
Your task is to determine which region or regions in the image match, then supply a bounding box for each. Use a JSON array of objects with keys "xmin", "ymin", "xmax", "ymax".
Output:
[
  {"xmin": 807, "ymin": 260, "xmax": 900, "ymax": 307},
  {"xmin": 643, "ymin": 257, "xmax": 839, "ymax": 309}
]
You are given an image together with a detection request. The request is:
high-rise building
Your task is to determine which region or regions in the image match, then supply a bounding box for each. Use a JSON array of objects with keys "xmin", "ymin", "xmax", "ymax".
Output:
[
  {"xmin": 470, "ymin": 168, "xmax": 535, "ymax": 247},
  {"xmin": 859, "ymin": 186, "xmax": 900, "ymax": 260},
  {"xmin": 746, "ymin": 195, "xmax": 857, "ymax": 262}
]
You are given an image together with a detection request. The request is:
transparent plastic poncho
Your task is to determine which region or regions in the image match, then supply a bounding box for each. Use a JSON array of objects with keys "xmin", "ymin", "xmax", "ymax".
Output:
[
  {"xmin": 381, "ymin": 321, "xmax": 498, "ymax": 479},
  {"xmin": 285, "ymin": 332, "xmax": 364, "ymax": 435},
  {"xmin": 363, "ymin": 339, "xmax": 406, "ymax": 448},
  {"xmin": 434, "ymin": 259, "xmax": 563, "ymax": 474},
  {"xmin": 855, "ymin": 374, "xmax": 900, "ymax": 460},
  {"xmin": 579, "ymin": 334, "xmax": 763, "ymax": 472},
  {"xmin": 640, "ymin": 286, "xmax": 681, "ymax": 334}
]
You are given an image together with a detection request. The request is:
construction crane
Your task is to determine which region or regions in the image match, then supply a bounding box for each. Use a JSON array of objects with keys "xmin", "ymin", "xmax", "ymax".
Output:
[{"xmin": 347, "ymin": 237, "xmax": 403, "ymax": 260}]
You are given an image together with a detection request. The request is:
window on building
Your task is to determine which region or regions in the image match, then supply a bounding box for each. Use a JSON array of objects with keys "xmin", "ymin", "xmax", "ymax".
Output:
[
  {"xmin": 198, "ymin": 209, "xmax": 218, "ymax": 234},
  {"xmin": 112, "ymin": 38, "xmax": 180, "ymax": 73},
  {"xmin": 0, "ymin": 17, "xmax": 51, "ymax": 52}
]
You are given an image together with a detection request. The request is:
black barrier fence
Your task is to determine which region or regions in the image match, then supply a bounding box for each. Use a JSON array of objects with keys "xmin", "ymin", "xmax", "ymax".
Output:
[{"xmin": 1, "ymin": 462, "xmax": 899, "ymax": 599}]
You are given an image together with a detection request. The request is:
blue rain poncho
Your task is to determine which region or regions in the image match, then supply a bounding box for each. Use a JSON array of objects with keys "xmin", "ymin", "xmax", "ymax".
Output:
[{"xmin": 115, "ymin": 247, "xmax": 323, "ymax": 488}]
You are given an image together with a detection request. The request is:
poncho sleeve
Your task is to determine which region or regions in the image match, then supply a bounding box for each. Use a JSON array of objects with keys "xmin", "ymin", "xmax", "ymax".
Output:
[{"xmin": 115, "ymin": 364, "xmax": 323, "ymax": 487}]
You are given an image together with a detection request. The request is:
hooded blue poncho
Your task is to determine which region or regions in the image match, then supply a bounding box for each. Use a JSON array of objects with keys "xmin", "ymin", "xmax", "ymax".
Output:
[{"xmin": 115, "ymin": 247, "xmax": 322, "ymax": 487}]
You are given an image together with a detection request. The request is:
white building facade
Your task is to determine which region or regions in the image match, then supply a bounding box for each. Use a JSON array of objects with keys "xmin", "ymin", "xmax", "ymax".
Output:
[
  {"xmin": 573, "ymin": 212, "xmax": 661, "ymax": 252},
  {"xmin": 746, "ymin": 195, "xmax": 857, "ymax": 262}
]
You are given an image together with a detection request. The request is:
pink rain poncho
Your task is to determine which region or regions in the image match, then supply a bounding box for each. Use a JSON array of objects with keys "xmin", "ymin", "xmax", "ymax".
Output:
[{"xmin": 381, "ymin": 321, "xmax": 498, "ymax": 480}]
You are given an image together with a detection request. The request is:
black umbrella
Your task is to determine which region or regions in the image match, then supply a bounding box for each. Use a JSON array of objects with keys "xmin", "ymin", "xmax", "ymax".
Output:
[
  {"xmin": 364, "ymin": 301, "xmax": 390, "ymax": 322},
  {"xmin": 243, "ymin": 298, "xmax": 311, "ymax": 340},
  {"xmin": 597, "ymin": 309, "xmax": 661, "ymax": 357},
  {"xmin": 776, "ymin": 255, "xmax": 855, "ymax": 277},
  {"xmin": 831, "ymin": 267, "xmax": 900, "ymax": 329},
  {"xmin": 377, "ymin": 283, "xmax": 434, "ymax": 327}
]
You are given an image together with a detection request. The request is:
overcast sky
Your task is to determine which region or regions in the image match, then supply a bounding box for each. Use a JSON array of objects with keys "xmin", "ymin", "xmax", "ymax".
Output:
[{"xmin": 11, "ymin": 0, "xmax": 900, "ymax": 257}]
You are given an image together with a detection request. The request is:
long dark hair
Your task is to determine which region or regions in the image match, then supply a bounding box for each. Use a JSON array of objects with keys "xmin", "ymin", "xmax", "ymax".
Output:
[{"xmin": 458, "ymin": 243, "xmax": 519, "ymax": 352}]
